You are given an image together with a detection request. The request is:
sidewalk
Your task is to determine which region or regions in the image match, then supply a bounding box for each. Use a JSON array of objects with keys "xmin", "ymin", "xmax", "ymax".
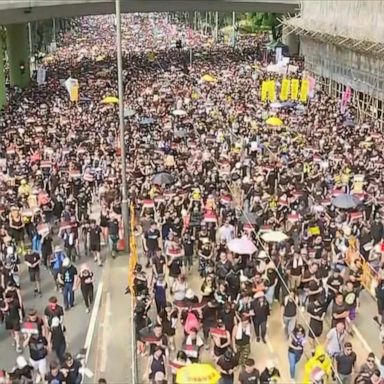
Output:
[{"xmin": 85, "ymin": 253, "xmax": 134, "ymax": 383}]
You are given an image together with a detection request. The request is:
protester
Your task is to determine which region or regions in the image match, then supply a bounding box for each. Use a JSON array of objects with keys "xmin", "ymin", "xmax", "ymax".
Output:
[{"xmin": 0, "ymin": 10, "xmax": 383, "ymax": 384}]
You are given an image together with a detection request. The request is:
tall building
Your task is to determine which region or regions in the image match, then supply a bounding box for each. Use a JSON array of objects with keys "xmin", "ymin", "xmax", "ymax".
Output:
[{"xmin": 284, "ymin": 0, "xmax": 384, "ymax": 127}]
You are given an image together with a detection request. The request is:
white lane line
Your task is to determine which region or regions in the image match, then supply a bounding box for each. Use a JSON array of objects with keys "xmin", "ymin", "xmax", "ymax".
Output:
[
  {"xmin": 130, "ymin": 293, "xmax": 137, "ymax": 383},
  {"xmin": 84, "ymin": 281, "xmax": 104, "ymax": 364},
  {"xmin": 350, "ymin": 321, "xmax": 381, "ymax": 366},
  {"xmin": 99, "ymin": 291, "xmax": 111, "ymax": 373}
]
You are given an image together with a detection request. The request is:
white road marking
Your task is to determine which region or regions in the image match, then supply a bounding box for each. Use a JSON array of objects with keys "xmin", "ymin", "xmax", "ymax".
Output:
[
  {"xmin": 99, "ymin": 291, "xmax": 111, "ymax": 373},
  {"xmin": 84, "ymin": 281, "xmax": 104, "ymax": 364}
]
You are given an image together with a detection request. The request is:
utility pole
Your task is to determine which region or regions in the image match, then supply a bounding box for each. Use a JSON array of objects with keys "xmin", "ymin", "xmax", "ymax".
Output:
[
  {"xmin": 215, "ymin": 11, "xmax": 219, "ymax": 41},
  {"xmin": 115, "ymin": 0, "xmax": 130, "ymax": 253},
  {"xmin": 232, "ymin": 11, "xmax": 236, "ymax": 48}
]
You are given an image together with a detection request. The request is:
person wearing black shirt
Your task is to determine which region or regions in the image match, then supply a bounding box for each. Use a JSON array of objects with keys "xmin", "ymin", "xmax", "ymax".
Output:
[
  {"xmin": 331, "ymin": 293, "xmax": 349, "ymax": 328},
  {"xmin": 108, "ymin": 217, "xmax": 120, "ymax": 258},
  {"xmin": 144, "ymin": 222, "xmax": 161, "ymax": 268},
  {"xmin": 307, "ymin": 298, "xmax": 325, "ymax": 349},
  {"xmin": 217, "ymin": 349, "xmax": 238, "ymax": 384},
  {"xmin": 2, "ymin": 290, "xmax": 23, "ymax": 352},
  {"xmin": 58, "ymin": 259, "xmax": 78, "ymax": 311},
  {"xmin": 44, "ymin": 296, "xmax": 64, "ymax": 328},
  {"xmin": 45, "ymin": 360, "xmax": 66, "ymax": 384},
  {"xmin": 88, "ymin": 219, "xmax": 102, "ymax": 266},
  {"xmin": 48, "ymin": 316, "xmax": 67, "ymax": 362},
  {"xmin": 10, "ymin": 356, "xmax": 34, "ymax": 384},
  {"xmin": 41, "ymin": 233, "xmax": 53, "ymax": 269},
  {"xmin": 152, "ymin": 251, "xmax": 166, "ymax": 278},
  {"xmin": 61, "ymin": 353, "xmax": 82, "ymax": 384},
  {"xmin": 182, "ymin": 233, "xmax": 195, "ymax": 272},
  {"xmin": 168, "ymin": 256, "xmax": 183, "ymax": 288},
  {"xmin": 260, "ymin": 362, "xmax": 280, "ymax": 384},
  {"xmin": 251, "ymin": 293, "xmax": 270, "ymax": 343},
  {"xmin": 326, "ymin": 269, "xmax": 344, "ymax": 309},
  {"xmin": 239, "ymin": 358, "xmax": 260, "ymax": 384},
  {"xmin": 23, "ymin": 333, "xmax": 48, "ymax": 379},
  {"xmin": 287, "ymin": 326, "xmax": 306, "ymax": 380},
  {"xmin": 25, "ymin": 251, "xmax": 42, "ymax": 296},
  {"xmin": 335, "ymin": 342, "xmax": 356, "ymax": 383},
  {"xmin": 79, "ymin": 265, "xmax": 94, "ymax": 313}
]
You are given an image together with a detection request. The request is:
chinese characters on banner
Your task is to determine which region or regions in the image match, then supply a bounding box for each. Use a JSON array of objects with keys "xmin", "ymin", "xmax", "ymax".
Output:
[{"xmin": 261, "ymin": 78, "xmax": 310, "ymax": 103}]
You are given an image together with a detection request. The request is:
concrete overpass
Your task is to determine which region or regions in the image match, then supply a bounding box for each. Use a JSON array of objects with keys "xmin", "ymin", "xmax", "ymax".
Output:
[{"xmin": 0, "ymin": 0, "xmax": 298, "ymax": 25}]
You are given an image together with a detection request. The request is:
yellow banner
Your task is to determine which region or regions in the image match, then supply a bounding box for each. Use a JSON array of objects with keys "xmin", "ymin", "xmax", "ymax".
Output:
[
  {"xmin": 291, "ymin": 79, "xmax": 299, "ymax": 100},
  {"xmin": 299, "ymin": 79, "xmax": 309, "ymax": 103},
  {"xmin": 268, "ymin": 80, "xmax": 276, "ymax": 102},
  {"xmin": 261, "ymin": 80, "xmax": 268, "ymax": 102},
  {"xmin": 280, "ymin": 78, "xmax": 290, "ymax": 101},
  {"xmin": 70, "ymin": 85, "xmax": 79, "ymax": 102}
]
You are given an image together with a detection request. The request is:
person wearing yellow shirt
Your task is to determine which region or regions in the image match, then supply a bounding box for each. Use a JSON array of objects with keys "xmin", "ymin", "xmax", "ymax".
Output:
[
  {"xmin": 18, "ymin": 179, "xmax": 31, "ymax": 198},
  {"xmin": 303, "ymin": 345, "xmax": 332, "ymax": 384}
]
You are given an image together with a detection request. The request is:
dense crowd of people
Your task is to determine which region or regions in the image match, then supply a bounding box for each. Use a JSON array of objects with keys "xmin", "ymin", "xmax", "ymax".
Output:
[{"xmin": 0, "ymin": 11, "xmax": 383, "ymax": 384}]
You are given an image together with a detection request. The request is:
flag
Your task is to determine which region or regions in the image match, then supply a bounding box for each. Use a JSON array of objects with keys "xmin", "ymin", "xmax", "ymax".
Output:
[
  {"xmin": 267, "ymin": 80, "xmax": 276, "ymax": 102},
  {"xmin": 21, "ymin": 322, "xmax": 39, "ymax": 335},
  {"xmin": 291, "ymin": 79, "xmax": 299, "ymax": 100},
  {"xmin": 204, "ymin": 212, "xmax": 217, "ymax": 223},
  {"xmin": 261, "ymin": 80, "xmax": 268, "ymax": 102},
  {"xmin": 210, "ymin": 328, "xmax": 227, "ymax": 337},
  {"xmin": 40, "ymin": 161, "xmax": 52, "ymax": 168},
  {"xmin": 83, "ymin": 173, "xmax": 94, "ymax": 182},
  {"xmin": 220, "ymin": 195, "xmax": 232, "ymax": 205},
  {"xmin": 350, "ymin": 211, "xmax": 363, "ymax": 221},
  {"xmin": 169, "ymin": 361, "xmax": 185, "ymax": 373},
  {"xmin": 299, "ymin": 79, "xmax": 309, "ymax": 103},
  {"xmin": 183, "ymin": 344, "xmax": 199, "ymax": 358},
  {"xmin": 280, "ymin": 79, "xmax": 290, "ymax": 101},
  {"xmin": 141, "ymin": 199, "xmax": 155, "ymax": 209}
]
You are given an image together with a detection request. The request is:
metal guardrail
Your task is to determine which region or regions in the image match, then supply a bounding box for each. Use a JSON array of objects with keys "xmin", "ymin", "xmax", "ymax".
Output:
[
  {"xmin": 345, "ymin": 247, "xmax": 379, "ymax": 298},
  {"xmin": 128, "ymin": 203, "xmax": 138, "ymax": 384}
]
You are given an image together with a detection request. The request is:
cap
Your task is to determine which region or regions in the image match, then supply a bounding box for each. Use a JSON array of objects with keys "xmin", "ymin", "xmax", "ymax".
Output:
[
  {"xmin": 185, "ymin": 289, "xmax": 194, "ymax": 299},
  {"xmin": 51, "ymin": 316, "xmax": 60, "ymax": 328},
  {"xmin": 62, "ymin": 258, "xmax": 70, "ymax": 268},
  {"xmin": 16, "ymin": 356, "xmax": 28, "ymax": 369}
]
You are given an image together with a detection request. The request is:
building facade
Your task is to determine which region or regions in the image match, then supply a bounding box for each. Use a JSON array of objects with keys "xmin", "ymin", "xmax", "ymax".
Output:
[{"xmin": 284, "ymin": 0, "xmax": 384, "ymax": 127}]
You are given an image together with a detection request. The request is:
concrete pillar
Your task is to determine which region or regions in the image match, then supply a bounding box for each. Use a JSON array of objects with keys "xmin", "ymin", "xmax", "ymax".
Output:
[
  {"xmin": 0, "ymin": 37, "xmax": 6, "ymax": 109},
  {"xmin": 6, "ymin": 23, "xmax": 30, "ymax": 88},
  {"xmin": 282, "ymin": 26, "xmax": 300, "ymax": 56}
]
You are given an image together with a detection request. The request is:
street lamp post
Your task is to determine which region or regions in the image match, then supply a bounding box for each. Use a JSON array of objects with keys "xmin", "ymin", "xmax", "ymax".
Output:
[{"xmin": 115, "ymin": 0, "xmax": 130, "ymax": 253}]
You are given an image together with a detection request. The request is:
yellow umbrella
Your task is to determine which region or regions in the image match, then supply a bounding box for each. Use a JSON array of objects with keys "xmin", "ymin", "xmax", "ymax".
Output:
[
  {"xmin": 201, "ymin": 74, "xmax": 217, "ymax": 83},
  {"xmin": 176, "ymin": 364, "xmax": 220, "ymax": 384},
  {"xmin": 102, "ymin": 96, "xmax": 119, "ymax": 104},
  {"xmin": 266, "ymin": 117, "xmax": 283, "ymax": 126},
  {"xmin": 95, "ymin": 55, "xmax": 105, "ymax": 62}
]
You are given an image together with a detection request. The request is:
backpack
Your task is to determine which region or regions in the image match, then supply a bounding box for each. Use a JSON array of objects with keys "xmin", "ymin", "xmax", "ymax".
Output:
[{"xmin": 184, "ymin": 311, "xmax": 199, "ymax": 334}]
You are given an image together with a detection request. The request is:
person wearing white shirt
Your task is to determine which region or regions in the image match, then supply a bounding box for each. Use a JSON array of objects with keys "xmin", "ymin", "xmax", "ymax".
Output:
[
  {"xmin": 217, "ymin": 219, "xmax": 235, "ymax": 244},
  {"xmin": 326, "ymin": 322, "xmax": 346, "ymax": 358}
]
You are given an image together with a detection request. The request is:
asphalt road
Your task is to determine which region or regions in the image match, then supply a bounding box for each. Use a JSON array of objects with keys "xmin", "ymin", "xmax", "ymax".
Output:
[{"xmin": 0, "ymin": 203, "xmax": 104, "ymax": 373}]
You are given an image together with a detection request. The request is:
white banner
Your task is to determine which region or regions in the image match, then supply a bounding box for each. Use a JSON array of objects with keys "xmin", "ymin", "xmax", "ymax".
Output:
[{"xmin": 36, "ymin": 67, "xmax": 46, "ymax": 85}]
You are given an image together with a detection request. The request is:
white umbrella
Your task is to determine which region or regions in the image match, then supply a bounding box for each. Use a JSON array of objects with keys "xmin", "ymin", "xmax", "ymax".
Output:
[
  {"xmin": 228, "ymin": 236, "xmax": 257, "ymax": 255},
  {"xmin": 172, "ymin": 109, "xmax": 187, "ymax": 116},
  {"xmin": 261, "ymin": 231, "xmax": 289, "ymax": 243}
]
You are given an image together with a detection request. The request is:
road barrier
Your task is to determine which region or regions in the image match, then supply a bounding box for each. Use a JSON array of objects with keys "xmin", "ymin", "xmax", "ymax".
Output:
[
  {"xmin": 128, "ymin": 203, "xmax": 138, "ymax": 383},
  {"xmin": 346, "ymin": 247, "xmax": 379, "ymax": 297}
]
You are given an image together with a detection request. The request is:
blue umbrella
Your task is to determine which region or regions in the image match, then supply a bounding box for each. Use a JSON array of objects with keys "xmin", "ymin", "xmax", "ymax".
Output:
[
  {"xmin": 331, "ymin": 194, "xmax": 361, "ymax": 209},
  {"xmin": 140, "ymin": 117, "xmax": 155, "ymax": 125}
]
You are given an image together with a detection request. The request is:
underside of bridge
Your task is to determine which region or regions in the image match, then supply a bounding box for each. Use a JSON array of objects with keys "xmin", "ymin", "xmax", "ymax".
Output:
[{"xmin": 0, "ymin": 0, "xmax": 297, "ymax": 25}]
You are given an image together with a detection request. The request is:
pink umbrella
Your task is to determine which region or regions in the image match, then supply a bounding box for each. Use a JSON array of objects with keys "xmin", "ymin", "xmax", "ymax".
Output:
[{"xmin": 228, "ymin": 237, "xmax": 257, "ymax": 255}]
